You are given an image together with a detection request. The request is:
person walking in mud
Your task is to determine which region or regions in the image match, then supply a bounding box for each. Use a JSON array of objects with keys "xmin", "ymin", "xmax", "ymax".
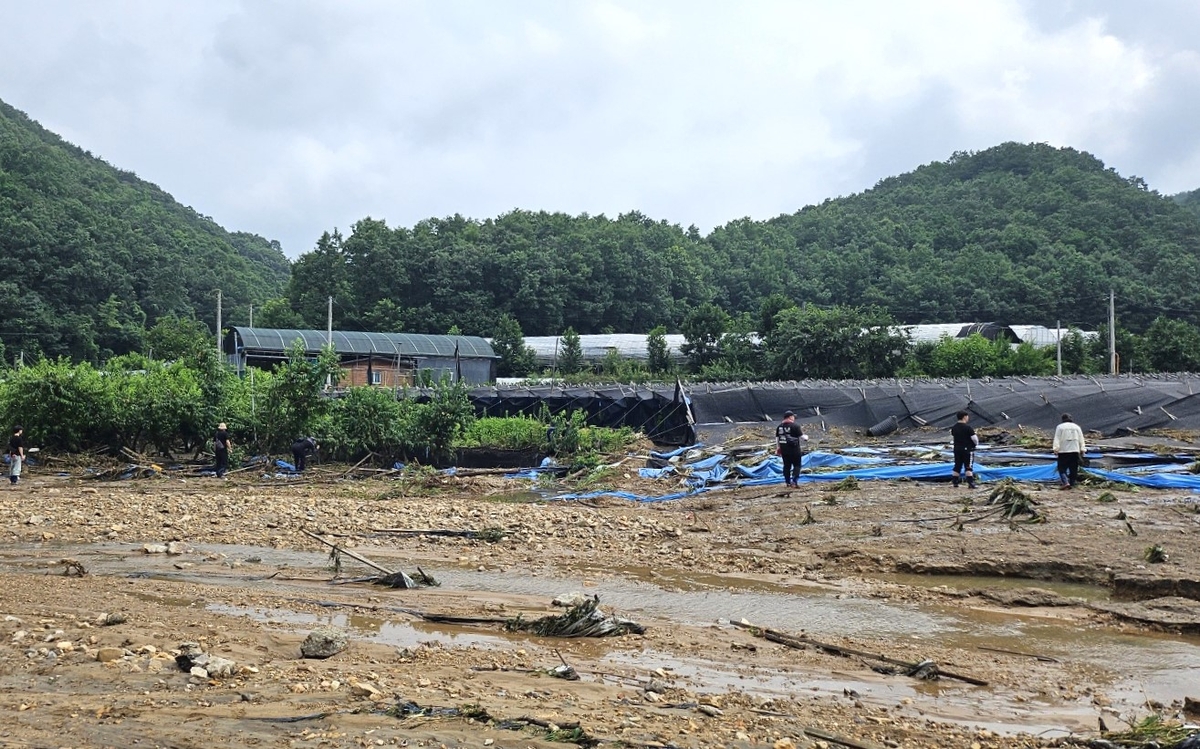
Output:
[
  {"xmin": 8, "ymin": 425, "xmax": 25, "ymax": 486},
  {"xmin": 213, "ymin": 422, "xmax": 232, "ymax": 478},
  {"xmin": 291, "ymin": 436, "xmax": 318, "ymax": 472},
  {"xmin": 1053, "ymin": 413, "xmax": 1086, "ymax": 489},
  {"xmin": 950, "ymin": 411, "xmax": 977, "ymax": 489},
  {"xmin": 775, "ymin": 410, "xmax": 809, "ymax": 488}
]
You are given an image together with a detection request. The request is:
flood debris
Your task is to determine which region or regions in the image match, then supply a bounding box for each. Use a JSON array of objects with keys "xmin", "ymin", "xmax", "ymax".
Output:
[
  {"xmin": 300, "ymin": 528, "xmax": 436, "ymax": 588},
  {"xmin": 379, "ymin": 700, "xmax": 599, "ymax": 746},
  {"xmin": 1092, "ymin": 714, "xmax": 1199, "ymax": 748},
  {"xmin": 731, "ymin": 619, "xmax": 988, "ymax": 686},
  {"xmin": 59, "ymin": 558, "xmax": 86, "ymax": 576},
  {"xmin": 985, "ymin": 479, "xmax": 1042, "ymax": 521},
  {"xmin": 368, "ymin": 526, "xmax": 508, "ymax": 542},
  {"xmin": 506, "ymin": 596, "xmax": 646, "ymax": 637},
  {"xmin": 1144, "ymin": 544, "xmax": 1169, "ymax": 563}
]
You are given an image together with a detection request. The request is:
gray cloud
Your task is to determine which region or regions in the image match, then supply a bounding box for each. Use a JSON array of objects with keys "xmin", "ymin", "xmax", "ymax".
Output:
[{"xmin": 1, "ymin": 0, "xmax": 1198, "ymax": 257}]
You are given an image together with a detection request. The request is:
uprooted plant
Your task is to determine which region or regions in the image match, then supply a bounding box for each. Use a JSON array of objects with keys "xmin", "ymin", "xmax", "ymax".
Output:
[{"xmin": 506, "ymin": 597, "xmax": 645, "ymax": 638}]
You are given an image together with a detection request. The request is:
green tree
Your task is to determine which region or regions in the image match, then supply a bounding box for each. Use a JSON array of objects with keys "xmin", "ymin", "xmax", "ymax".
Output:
[
  {"xmin": 145, "ymin": 314, "xmax": 213, "ymax": 361},
  {"xmin": 765, "ymin": 305, "xmax": 908, "ymax": 380},
  {"xmin": 492, "ymin": 314, "xmax": 536, "ymax": 377},
  {"xmin": 1144, "ymin": 317, "xmax": 1200, "ymax": 372},
  {"xmin": 758, "ymin": 293, "xmax": 795, "ymax": 336},
  {"xmin": 255, "ymin": 298, "xmax": 304, "ymax": 329},
  {"xmin": 261, "ymin": 342, "xmax": 341, "ymax": 449},
  {"xmin": 558, "ymin": 327, "xmax": 583, "ymax": 375},
  {"xmin": 646, "ymin": 325, "xmax": 672, "ymax": 375},
  {"xmin": 681, "ymin": 303, "xmax": 728, "ymax": 372},
  {"xmin": 412, "ymin": 378, "xmax": 475, "ymax": 463}
]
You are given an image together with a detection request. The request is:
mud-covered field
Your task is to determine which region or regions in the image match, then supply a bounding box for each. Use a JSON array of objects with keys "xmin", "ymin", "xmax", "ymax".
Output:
[{"xmin": 1, "ymin": 458, "xmax": 1198, "ymax": 748}]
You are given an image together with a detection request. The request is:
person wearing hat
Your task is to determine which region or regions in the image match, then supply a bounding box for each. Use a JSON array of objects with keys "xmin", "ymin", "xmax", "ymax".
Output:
[
  {"xmin": 291, "ymin": 436, "xmax": 319, "ymax": 472},
  {"xmin": 213, "ymin": 422, "xmax": 232, "ymax": 478},
  {"xmin": 8, "ymin": 425, "xmax": 25, "ymax": 486},
  {"xmin": 775, "ymin": 410, "xmax": 809, "ymax": 488}
]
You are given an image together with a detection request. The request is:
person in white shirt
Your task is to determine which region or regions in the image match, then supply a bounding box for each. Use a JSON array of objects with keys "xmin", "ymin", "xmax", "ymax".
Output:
[{"xmin": 1052, "ymin": 413, "xmax": 1086, "ymax": 489}]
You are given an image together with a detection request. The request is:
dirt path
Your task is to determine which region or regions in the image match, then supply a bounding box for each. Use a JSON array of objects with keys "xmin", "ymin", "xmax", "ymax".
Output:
[{"xmin": 1, "ymin": 469, "xmax": 1198, "ymax": 748}]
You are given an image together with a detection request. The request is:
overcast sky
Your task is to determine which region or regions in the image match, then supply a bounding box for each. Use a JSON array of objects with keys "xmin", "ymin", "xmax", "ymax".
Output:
[{"xmin": 2, "ymin": 0, "xmax": 1198, "ymax": 257}]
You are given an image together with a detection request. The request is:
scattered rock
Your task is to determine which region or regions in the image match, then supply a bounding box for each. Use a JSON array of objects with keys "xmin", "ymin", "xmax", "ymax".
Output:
[
  {"xmin": 189, "ymin": 666, "xmax": 209, "ymax": 679},
  {"xmin": 166, "ymin": 541, "xmax": 190, "ymax": 555},
  {"xmin": 349, "ymin": 679, "xmax": 383, "ymax": 698},
  {"xmin": 25, "ymin": 515, "xmax": 45, "ymax": 526},
  {"xmin": 95, "ymin": 647, "xmax": 125, "ymax": 663},
  {"xmin": 300, "ymin": 627, "xmax": 348, "ymax": 659},
  {"xmin": 143, "ymin": 544, "xmax": 168, "ymax": 554},
  {"xmin": 552, "ymin": 591, "xmax": 591, "ymax": 607}
]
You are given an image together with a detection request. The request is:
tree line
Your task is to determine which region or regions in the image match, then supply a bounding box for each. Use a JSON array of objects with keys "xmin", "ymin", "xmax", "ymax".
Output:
[{"xmin": 262, "ymin": 142, "xmax": 1200, "ymax": 344}]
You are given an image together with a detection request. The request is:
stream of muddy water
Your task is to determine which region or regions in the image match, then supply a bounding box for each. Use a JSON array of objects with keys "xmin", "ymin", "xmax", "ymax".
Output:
[{"xmin": 4, "ymin": 541, "xmax": 1198, "ymax": 738}]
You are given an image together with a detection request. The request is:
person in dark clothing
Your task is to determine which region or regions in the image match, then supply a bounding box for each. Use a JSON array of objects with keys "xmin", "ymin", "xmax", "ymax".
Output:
[
  {"xmin": 213, "ymin": 422, "xmax": 232, "ymax": 478},
  {"xmin": 291, "ymin": 436, "xmax": 319, "ymax": 472},
  {"xmin": 950, "ymin": 411, "xmax": 978, "ymax": 489},
  {"xmin": 775, "ymin": 410, "xmax": 809, "ymax": 488},
  {"xmin": 8, "ymin": 426, "xmax": 25, "ymax": 486}
]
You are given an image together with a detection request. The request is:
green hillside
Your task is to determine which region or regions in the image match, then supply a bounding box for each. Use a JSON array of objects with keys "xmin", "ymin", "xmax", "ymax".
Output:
[
  {"xmin": 0, "ymin": 99, "xmax": 290, "ymax": 361},
  {"xmin": 1174, "ymin": 187, "xmax": 1200, "ymax": 221},
  {"xmin": 283, "ymin": 142, "xmax": 1200, "ymax": 337}
]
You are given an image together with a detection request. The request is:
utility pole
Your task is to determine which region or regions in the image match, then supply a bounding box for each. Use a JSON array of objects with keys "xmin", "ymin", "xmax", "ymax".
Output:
[
  {"xmin": 1056, "ymin": 319, "xmax": 1062, "ymax": 376},
  {"xmin": 216, "ymin": 289, "xmax": 223, "ymax": 357},
  {"xmin": 1108, "ymin": 289, "xmax": 1117, "ymax": 375},
  {"xmin": 249, "ymin": 304, "xmax": 254, "ymax": 328},
  {"xmin": 326, "ymin": 295, "xmax": 334, "ymax": 390}
]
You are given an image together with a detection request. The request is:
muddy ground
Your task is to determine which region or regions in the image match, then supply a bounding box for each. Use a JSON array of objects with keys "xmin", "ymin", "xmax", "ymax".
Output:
[{"xmin": 1, "ymin": 458, "xmax": 1199, "ymax": 749}]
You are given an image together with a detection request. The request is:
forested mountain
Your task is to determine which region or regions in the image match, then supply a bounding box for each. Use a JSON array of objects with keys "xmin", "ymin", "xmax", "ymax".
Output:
[
  {"xmin": 0, "ymin": 100, "xmax": 290, "ymax": 361},
  {"xmin": 282, "ymin": 142, "xmax": 1200, "ymax": 337},
  {"xmin": 1174, "ymin": 187, "xmax": 1200, "ymax": 221}
]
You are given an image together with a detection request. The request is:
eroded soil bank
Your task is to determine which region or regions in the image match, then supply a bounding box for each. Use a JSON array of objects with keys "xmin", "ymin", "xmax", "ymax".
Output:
[{"xmin": 1, "ymin": 468, "xmax": 1198, "ymax": 748}]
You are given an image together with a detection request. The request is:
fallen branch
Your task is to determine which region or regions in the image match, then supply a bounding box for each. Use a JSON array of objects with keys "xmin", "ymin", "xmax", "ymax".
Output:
[
  {"xmin": 341, "ymin": 452, "xmax": 376, "ymax": 478},
  {"xmin": 976, "ymin": 645, "xmax": 1059, "ymax": 663},
  {"xmin": 731, "ymin": 620, "xmax": 987, "ymax": 686},
  {"xmin": 802, "ymin": 726, "xmax": 887, "ymax": 749},
  {"xmin": 300, "ymin": 528, "xmax": 393, "ymax": 575}
]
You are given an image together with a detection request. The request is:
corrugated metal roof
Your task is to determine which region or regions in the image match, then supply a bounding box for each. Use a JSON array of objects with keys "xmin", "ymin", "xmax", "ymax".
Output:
[{"xmin": 229, "ymin": 327, "xmax": 495, "ymax": 359}]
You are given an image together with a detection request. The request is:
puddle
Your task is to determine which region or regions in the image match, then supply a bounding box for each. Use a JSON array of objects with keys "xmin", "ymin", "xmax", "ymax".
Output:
[
  {"xmin": 2, "ymin": 540, "xmax": 1199, "ymax": 736},
  {"xmin": 208, "ymin": 603, "xmax": 511, "ymax": 651},
  {"xmin": 876, "ymin": 572, "xmax": 1112, "ymax": 602}
]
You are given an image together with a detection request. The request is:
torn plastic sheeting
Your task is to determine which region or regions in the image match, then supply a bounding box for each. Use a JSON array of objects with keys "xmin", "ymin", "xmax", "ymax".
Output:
[
  {"xmin": 735, "ymin": 451, "xmax": 894, "ymax": 480},
  {"xmin": 275, "ymin": 459, "xmax": 297, "ymax": 472},
  {"xmin": 639, "ymin": 466, "xmax": 676, "ymax": 479},
  {"xmin": 1083, "ymin": 466, "xmax": 1200, "ymax": 489},
  {"xmin": 650, "ymin": 444, "xmax": 704, "ymax": 460},
  {"xmin": 686, "ymin": 464, "xmax": 728, "ymax": 485}
]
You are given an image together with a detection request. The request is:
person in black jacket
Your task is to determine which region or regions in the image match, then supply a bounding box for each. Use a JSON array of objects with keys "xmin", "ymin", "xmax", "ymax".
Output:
[
  {"xmin": 291, "ymin": 436, "xmax": 319, "ymax": 472},
  {"xmin": 213, "ymin": 422, "xmax": 232, "ymax": 478},
  {"xmin": 775, "ymin": 410, "xmax": 809, "ymax": 488},
  {"xmin": 950, "ymin": 411, "xmax": 978, "ymax": 489}
]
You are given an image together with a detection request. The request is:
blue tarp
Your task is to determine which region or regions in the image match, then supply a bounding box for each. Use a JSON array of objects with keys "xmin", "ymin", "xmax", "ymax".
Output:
[
  {"xmin": 650, "ymin": 444, "xmax": 704, "ymax": 460},
  {"xmin": 549, "ymin": 447, "xmax": 1200, "ymax": 503}
]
